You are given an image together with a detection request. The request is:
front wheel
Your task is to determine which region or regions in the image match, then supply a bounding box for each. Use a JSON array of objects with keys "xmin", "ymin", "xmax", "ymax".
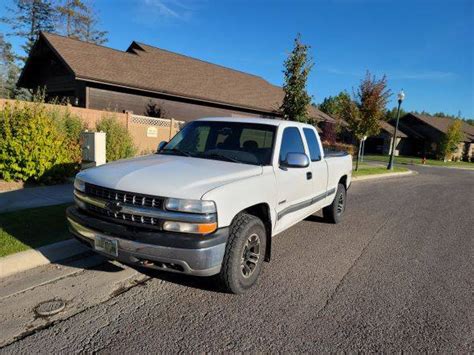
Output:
[
  {"xmin": 219, "ymin": 213, "xmax": 266, "ymax": 294},
  {"xmin": 322, "ymin": 183, "xmax": 347, "ymax": 224}
]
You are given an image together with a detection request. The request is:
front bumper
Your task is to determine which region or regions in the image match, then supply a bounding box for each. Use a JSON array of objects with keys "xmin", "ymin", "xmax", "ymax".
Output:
[{"xmin": 66, "ymin": 206, "xmax": 228, "ymax": 276}]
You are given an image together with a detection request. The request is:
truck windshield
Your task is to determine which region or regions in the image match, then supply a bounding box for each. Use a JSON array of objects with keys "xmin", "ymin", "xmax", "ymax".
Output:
[{"xmin": 160, "ymin": 121, "xmax": 276, "ymax": 165}]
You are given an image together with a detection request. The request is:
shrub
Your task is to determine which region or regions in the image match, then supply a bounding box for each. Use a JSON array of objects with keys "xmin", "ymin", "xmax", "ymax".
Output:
[
  {"xmin": 0, "ymin": 102, "xmax": 79, "ymax": 183},
  {"xmin": 320, "ymin": 121, "xmax": 337, "ymax": 145},
  {"xmin": 48, "ymin": 107, "xmax": 85, "ymax": 164},
  {"xmin": 95, "ymin": 115, "xmax": 136, "ymax": 162}
]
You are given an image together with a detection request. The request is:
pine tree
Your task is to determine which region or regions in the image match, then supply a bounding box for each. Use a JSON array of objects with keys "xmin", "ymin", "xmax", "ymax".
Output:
[
  {"xmin": 280, "ymin": 34, "xmax": 313, "ymax": 123},
  {"xmin": 1, "ymin": 0, "xmax": 56, "ymax": 63},
  {"xmin": 339, "ymin": 71, "xmax": 391, "ymax": 170},
  {"xmin": 0, "ymin": 33, "xmax": 25, "ymax": 98},
  {"xmin": 56, "ymin": 0, "xmax": 87, "ymax": 38},
  {"xmin": 56, "ymin": 0, "xmax": 107, "ymax": 44}
]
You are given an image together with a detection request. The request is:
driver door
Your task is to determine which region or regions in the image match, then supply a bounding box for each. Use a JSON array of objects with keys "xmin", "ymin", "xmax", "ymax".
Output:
[{"xmin": 274, "ymin": 126, "xmax": 313, "ymax": 232}]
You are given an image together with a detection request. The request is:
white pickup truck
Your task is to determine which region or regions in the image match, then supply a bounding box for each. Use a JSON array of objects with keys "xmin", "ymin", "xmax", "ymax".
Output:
[{"xmin": 67, "ymin": 117, "xmax": 352, "ymax": 294}]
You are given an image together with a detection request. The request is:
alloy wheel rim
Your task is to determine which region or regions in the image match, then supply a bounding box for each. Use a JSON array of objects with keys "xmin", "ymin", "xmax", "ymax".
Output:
[
  {"xmin": 337, "ymin": 193, "xmax": 345, "ymax": 214},
  {"xmin": 241, "ymin": 233, "xmax": 261, "ymax": 278}
]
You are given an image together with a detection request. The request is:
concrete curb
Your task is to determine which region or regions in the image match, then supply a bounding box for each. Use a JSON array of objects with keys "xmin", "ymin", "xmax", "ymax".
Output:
[
  {"xmin": 0, "ymin": 239, "xmax": 89, "ymax": 279},
  {"xmin": 352, "ymin": 169, "xmax": 416, "ymax": 182},
  {"xmin": 409, "ymin": 163, "xmax": 474, "ymax": 171}
]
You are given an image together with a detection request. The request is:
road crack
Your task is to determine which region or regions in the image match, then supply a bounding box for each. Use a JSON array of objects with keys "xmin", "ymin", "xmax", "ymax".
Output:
[{"xmin": 314, "ymin": 215, "xmax": 392, "ymax": 320}]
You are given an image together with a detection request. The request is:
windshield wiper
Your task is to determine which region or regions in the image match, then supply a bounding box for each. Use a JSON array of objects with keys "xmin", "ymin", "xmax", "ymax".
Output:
[
  {"xmin": 160, "ymin": 148, "xmax": 193, "ymax": 157},
  {"xmin": 202, "ymin": 152, "xmax": 241, "ymax": 163}
]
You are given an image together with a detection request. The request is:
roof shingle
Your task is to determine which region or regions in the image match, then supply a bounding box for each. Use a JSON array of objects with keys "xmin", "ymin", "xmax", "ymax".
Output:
[
  {"xmin": 40, "ymin": 32, "xmax": 330, "ymax": 121},
  {"xmin": 378, "ymin": 120, "xmax": 408, "ymax": 138},
  {"xmin": 409, "ymin": 113, "xmax": 474, "ymax": 142}
]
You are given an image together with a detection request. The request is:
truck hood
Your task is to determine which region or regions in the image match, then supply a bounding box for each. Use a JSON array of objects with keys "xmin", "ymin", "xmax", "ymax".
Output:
[{"xmin": 77, "ymin": 154, "xmax": 263, "ymax": 199}]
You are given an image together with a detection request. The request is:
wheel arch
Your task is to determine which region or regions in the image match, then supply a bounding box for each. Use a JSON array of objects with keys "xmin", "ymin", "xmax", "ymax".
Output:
[
  {"xmin": 339, "ymin": 174, "xmax": 348, "ymax": 189},
  {"xmin": 238, "ymin": 203, "xmax": 273, "ymax": 262}
]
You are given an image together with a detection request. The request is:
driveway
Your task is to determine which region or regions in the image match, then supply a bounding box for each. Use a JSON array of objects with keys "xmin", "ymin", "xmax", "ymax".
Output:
[{"xmin": 1, "ymin": 166, "xmax": 472, "ymax": 352}]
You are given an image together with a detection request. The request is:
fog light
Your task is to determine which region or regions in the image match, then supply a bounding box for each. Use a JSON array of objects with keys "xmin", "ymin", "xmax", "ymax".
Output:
[{"xmin": 163, "ymin": 221, "xmax": 217, "ymax": 234}]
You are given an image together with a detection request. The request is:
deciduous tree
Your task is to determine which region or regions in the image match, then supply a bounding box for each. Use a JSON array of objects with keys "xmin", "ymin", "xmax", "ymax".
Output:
[
  {"xmin": 280, "ymin": 34, "xmax": 313, "ymax": 123},
  {"xmin": 319, "ymin": 91, "xmax": 350, "ymax": 119},
  {"xmin": 439, "ymin": 120, "xmax": 463, "ymax": 161},
  {"xmin": 339, "ymin": 71, "xmax": 391, "ymax": 170},
  {"xmin": 321, "ymin": 121, "xmax": 337, "ymax": 145},
  {"xmin": 384, "ymin": 106, "xmax": 407, "ymax": 122}
]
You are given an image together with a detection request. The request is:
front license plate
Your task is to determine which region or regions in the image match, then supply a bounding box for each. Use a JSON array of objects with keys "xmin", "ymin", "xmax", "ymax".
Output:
[{"xmin": 94, "ymin": 236, "xmax": 118, "ymax": 257}]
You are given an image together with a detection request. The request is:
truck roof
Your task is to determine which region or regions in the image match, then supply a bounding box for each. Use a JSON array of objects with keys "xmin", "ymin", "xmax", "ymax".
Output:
[{"xmin": 195, "ymin": 116, "xmax": 316, "ymax": 129}]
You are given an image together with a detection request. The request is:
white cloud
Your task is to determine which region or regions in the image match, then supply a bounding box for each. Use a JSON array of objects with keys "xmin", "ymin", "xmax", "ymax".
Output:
[{"xmin": 134, "ymin": 0, "xmax": 201, "ymax": 25}]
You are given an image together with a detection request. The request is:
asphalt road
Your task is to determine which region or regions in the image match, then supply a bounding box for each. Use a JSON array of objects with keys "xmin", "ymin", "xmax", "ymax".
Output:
[{"xmin": 2, "ymin": 166, "xmax": 473, "ymax": 353}]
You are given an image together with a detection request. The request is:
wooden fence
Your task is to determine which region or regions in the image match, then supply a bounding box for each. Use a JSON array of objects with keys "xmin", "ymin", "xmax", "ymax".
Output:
[{"xmin": 0, "ymin": 99, "xmax": 185, "ymax": 154}]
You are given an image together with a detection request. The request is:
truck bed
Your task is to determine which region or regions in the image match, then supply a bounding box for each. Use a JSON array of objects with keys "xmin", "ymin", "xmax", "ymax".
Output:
[{"xmin": 324, "ymin": 149, "xmax": 351, "ymax": 158}]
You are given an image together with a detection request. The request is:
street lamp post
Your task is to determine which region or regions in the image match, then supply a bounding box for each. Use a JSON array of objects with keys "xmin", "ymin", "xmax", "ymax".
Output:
[{"xmin": 387, "ymin": 90, "xmax": 405, "ymax": 170}]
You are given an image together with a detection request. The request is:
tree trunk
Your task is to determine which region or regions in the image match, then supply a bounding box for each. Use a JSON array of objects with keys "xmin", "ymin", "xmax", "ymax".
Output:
[{"xmin": 355, "ymin": 139, "xmax": 362, "ymax": 171}]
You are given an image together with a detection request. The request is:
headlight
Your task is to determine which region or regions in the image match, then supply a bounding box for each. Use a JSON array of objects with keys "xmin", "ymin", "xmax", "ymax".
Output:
[
  {"xmin": 74, "ymin": 178, "xmax": 86, "ymax": 192},
  {"xmin": 163, "ymin": 221, "xmax": 217, "ymax": 234},
  {"xmin": 165, "ymin": 198, "xmax": 216, "ymax": 214}
]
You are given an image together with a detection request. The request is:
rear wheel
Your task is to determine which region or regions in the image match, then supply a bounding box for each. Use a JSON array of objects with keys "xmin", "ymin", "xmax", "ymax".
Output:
[
  {"xmin": 323, "ymin": 183, "xmax": 346, "ymax": 224},
  {"xmin": 219, "ymin": 213, "xmax": 266, "ymax": 294}
]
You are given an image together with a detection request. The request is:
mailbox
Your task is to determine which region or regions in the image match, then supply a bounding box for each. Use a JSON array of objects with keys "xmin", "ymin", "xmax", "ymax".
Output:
[{"xmin": 81, "ymin": 131, "xmax": 106, "ymax": 169}]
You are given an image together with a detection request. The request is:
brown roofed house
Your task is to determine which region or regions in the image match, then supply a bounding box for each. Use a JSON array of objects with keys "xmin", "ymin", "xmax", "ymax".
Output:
[
  {"xmin": 19, "ymin": 32, "xmax": 330, "ymax": 123},
  {"xmin": 393, "ymin": 113, "xmax": 474, "ymax": 159}
]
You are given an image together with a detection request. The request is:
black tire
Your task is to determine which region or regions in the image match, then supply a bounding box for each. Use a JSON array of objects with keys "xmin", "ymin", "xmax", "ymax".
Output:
[
  {"xmin": 322, "ymin": 183, "xmax": 347, "ymax": 224},
  {"xmin": 219, "ymin": 213, "xmax": 267, "ymax": 294}
]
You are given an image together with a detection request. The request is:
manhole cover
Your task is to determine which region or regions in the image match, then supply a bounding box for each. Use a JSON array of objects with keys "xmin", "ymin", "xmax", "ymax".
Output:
[{"xmin": 35, "ymin": 299, "xmax": 66, "ymax": 317}]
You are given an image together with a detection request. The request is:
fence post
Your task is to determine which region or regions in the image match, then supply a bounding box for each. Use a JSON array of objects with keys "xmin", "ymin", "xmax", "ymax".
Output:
[
  {"xmin": 170, "ymin": 118, "xmax": 175, "ymax": 140},
  {"xmin": 124, "ymin": 110, "xmax": 133, "ymax": 131}
]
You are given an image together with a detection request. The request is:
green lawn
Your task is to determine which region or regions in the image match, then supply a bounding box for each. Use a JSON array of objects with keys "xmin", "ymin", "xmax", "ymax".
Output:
[
  {"xmin": 352, "ymin": 164, "xmax": 408, "ymax": 178},
  {"xmin": 363, "ymin": 154, "xmax": 474, "ymax": 169},
  {"xmin": 0, "ymin": 204, "xmax": 72, "ymax": 257}
]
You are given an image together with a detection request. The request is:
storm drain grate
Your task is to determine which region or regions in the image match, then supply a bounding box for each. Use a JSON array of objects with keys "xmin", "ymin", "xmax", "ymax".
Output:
[{"xmin": 35, "ymin": 299, "xmax": 66, "ymax": 317}]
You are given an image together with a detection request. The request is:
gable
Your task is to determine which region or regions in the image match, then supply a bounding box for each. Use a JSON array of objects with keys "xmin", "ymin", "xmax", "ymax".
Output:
[{"xmin": 18, "ymin": 35, "xmax": 75, "ymax": 89}]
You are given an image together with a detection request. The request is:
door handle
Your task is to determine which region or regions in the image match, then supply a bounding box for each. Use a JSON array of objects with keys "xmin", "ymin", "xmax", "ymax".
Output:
[{"xmin": 306, "ymin": 172, "xmax": 312, "ymax": 180}]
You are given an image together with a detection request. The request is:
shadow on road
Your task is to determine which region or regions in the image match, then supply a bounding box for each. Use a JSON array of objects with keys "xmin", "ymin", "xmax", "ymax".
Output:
[
  {"xmin": 132, "ymin": 265, "xmax": 226, "ymax": 294},
  {"xmin": 304, "ymin": 214, "xmax": 333, "ymax": 224}
]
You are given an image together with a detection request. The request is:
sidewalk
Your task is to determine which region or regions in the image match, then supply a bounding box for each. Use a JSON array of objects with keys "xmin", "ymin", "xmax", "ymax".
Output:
[{"xmin": 0, "ymin": 183, "xmax": 74, "ymax": 213}]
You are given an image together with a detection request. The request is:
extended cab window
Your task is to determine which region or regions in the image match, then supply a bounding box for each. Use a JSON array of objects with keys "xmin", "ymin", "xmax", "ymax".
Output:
[
  {"xmin": 303, "ymin": 128, "xmax": 321, "ymax": 161},
  {"xmin": 279, "ymin": 127, "xmax": 305, "ymax": 163}
]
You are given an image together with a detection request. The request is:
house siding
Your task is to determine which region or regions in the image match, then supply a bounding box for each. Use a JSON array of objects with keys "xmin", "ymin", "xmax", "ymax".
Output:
[{"xmin": 86, "ymin": 84, "xmax": 276, "ymax": 122}]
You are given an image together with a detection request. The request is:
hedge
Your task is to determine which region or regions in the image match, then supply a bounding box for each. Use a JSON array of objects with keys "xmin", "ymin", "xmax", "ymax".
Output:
[
  {"xmin": 0, "ymin": 102, "xmax": 82, "ymax": 183},
  {"xmin": 95, "ymin": 115, "xmax": 136, "ymax": 162}
]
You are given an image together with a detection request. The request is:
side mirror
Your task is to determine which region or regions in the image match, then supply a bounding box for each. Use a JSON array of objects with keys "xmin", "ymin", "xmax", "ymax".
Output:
[
  {"xmin": 280, "ymin": 152, "xmax": 310, "ymax": 168},
  {"xmin": 157, "ymin": 141, "xmax": 167, "ymax": 152}
]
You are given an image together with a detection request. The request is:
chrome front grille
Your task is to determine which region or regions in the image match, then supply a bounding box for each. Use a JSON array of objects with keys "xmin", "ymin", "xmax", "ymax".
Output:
[
  {"xmin": 83, "ymin": 183, "xmax": 164, "ymax": 228},
  {"xmin": 85, "ymin": 183, "xmax": 164, "ymax": 209},
  {"xmin": 87, "ymin": 204, "xmax": 160, "ymax": 227}
]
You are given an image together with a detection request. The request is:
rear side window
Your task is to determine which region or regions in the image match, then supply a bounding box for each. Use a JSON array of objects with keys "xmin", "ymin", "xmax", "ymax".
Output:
[
  {"xmin": 303, "ymin": 128, "xmax": 322, "ymax": 161},
  {"xmin": 279, "ymin": 127, "xmax": 305, "ymax": 162}
]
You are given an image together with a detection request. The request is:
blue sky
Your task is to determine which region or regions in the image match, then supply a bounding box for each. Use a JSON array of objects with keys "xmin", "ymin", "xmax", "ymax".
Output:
[{"xmin": 1, "ymin": 0, "xmax": 473, "ymax": 117}]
